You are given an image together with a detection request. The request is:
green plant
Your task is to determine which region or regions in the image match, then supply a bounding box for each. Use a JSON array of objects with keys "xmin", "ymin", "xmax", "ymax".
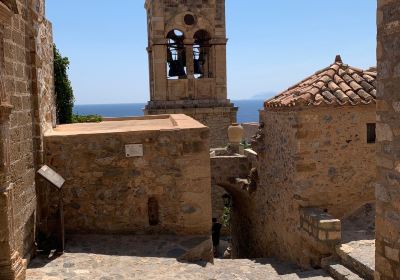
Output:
[
  {"xmin": 222, "ymin": 206, "xmax": 232, "ymax": 230},
  {"xmin": 241, "ymin": 140, "xmax": 251, "ymax": 149},
  {"xmin": 72, "ymin": 114, "xmax": 102, "ymax": 123},
  {"xmin": 54, "ymin": 45, "xmax": 74, "ymax": 124}
]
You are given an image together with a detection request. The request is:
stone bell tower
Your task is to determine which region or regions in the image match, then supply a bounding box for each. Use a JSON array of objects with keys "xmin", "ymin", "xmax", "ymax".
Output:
[{"xmin": 144, "ymin": 0, "xmax": 237, "ymax": 147}]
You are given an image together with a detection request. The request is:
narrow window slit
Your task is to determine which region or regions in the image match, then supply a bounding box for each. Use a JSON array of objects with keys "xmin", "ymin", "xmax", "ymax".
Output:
[
  {"xmin": 367, "ymin": 123, "xmax": 376, "ymax": 144},
  {"xmin": 148, "ymin": 197, "xmax": 159, "ymax": 226}
]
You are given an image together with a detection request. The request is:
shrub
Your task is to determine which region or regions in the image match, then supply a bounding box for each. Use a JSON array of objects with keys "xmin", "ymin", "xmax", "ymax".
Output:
[
  {"xmin": 71, "ymin": 114, "xmax": 102, "ymax": 123},
  {"xmin": 54, "ymin": 45, "xmax": 74, "ymax": 124}
]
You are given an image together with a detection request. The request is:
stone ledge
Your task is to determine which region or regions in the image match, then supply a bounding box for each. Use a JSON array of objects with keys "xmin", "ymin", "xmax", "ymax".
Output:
[
  {"xmin": 300, "ymin": 208, "xmax": 341, "ymax": 243},
  {"xmin": 177, "ymin": 236, "xmax": 214, "ymax": 264},
  {"xmin": 336, "ymin": 242, "xmax": 375, "ymax": 280},
  {"xmin": 145, "ymin": 99, "xmax": 237, "ymax": 110},
  {"xmin": 145, "ymin": 107, "xmax": 238, "ymax": 116},
  {"xmin": 45, "ymin": 114, "xmax": 207, "ymax": 137},
  {"xmin": 326, "ymin": 262, "xmax": 363, "ymax": 280}
]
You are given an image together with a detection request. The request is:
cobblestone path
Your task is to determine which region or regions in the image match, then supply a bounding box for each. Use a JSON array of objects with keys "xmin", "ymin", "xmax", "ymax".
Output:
[{"xmin": 27, "ymin": 235, "xmax": 332, "ymax": 280}]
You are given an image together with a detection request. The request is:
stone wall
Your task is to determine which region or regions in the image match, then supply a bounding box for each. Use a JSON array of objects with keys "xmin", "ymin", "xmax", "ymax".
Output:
[
  {"xmin": 247, "ymin": 104, "xmax": 376, "ymax": 267},
  {"xmin": 146, "ymin": 106, "xmax": 237, "ymax": 148},
  {"xmin": 31, "ymin": 17, "xmax": 55, "ymax": 166},
  {"xmin": 248, "ymin": 108, "xmax": 299, "ymax": 262},
  {"xmin": 42, "ymin": 116, "xmax": 212, "ymax": 236},
  {"xmin": 376, "ymin": 0, "xmax": 400, "ymax": 279},
  {"xmin": 0, "ymin": 0, "xmax": 55, "ymax": 278},
  {"xmin": 242, "ymin": 122, "xmax": 259, "ymax": 144},
  {"xmin": 295, "ymin": 105, "xmax": 376, "ymax": 218}
]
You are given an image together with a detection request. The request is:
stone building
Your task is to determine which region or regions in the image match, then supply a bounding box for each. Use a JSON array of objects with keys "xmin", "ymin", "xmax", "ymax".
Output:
[
  {"xmin": 376, "ymin": 0, "xmax": 400, "ymax": 279},
  {"xmin": 242, "ymin": 57, "xmax": 377, "ymax": 267},
  {"xmin": 0, "ymin": 0, "xmax": 399, "ymax": 278},
  {"xmin": 40, "ymin": 115, "xmax": 212, "ymax": 236},
  {"xmin": 0, "ymin": 0, "xmax": 55, "ymax": 279},
  {"xmin": 144, "ymin": 0, "xmax": 237, "ymax": 148}
]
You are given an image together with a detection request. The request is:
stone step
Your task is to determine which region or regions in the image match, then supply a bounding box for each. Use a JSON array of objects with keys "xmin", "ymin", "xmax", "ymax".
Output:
[
  {"xmin": 177, "ymin": 236, "xmax": 214, "ymax": 263},
  {"xmin": 327, "ymin": 263, "xmax": 364, "ymax": 280},
  {"xmin": 336, "ymin": 243, "xmax": 374, "ymax": 280}
]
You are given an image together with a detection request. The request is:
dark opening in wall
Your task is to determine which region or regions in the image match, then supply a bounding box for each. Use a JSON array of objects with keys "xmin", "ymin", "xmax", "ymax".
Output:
[
  {"xmin": 193, "ymin": 30, "xmax": 212, "ymax": 79},
  {"xmin": 184, "ymin": 14, "xmax": 195, "ymax": 26},
  {"xmin": 367, "ymin": 123, "xmax": 376, "ymax": 144},
  {"xmin": 167, "ymin": 29, "xmax": 187, "ymax": 79},
  {"xmin": 148, "ymin": 197, "xmax": 159, "ymax": 226}
]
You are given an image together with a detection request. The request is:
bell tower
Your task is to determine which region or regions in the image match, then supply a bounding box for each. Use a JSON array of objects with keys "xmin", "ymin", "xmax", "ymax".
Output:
[{"xmin": 144, "ymin": 0, "xmax": 237, "ymax": 147}]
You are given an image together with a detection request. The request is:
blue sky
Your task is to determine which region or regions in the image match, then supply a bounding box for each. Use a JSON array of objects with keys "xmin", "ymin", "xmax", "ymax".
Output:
[{"xmin": 47, "ymin": 0, "xmax": 377, "ymax": 105}]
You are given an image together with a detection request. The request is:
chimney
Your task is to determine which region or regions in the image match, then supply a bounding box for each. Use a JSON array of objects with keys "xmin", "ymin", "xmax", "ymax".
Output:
[{"xmin": 335, "ymin": 55, "xmax": 343, "ymax": 63}]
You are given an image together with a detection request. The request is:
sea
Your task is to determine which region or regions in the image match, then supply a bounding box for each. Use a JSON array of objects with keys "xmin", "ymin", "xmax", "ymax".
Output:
[{"xmin": 73, "ymin": 100, "xmax": 264, "ymax": 123}]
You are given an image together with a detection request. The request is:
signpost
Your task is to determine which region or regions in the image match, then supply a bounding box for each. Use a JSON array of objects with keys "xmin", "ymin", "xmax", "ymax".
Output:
[{"xmin": 37, "ymin": 165, "xmax": 65, "ymax": 253}]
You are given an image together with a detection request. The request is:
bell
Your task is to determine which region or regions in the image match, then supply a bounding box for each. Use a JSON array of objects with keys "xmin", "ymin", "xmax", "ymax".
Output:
[
  {"xmin": 178, "ymin": 49, "xmax": 186, "ymax": 66},
  {"xmin": 199, "ymin": 49, "xmax": 207, "ymax": 62},
  {"xmin": 168, "ymin": 61, "xmax": 186, "ymax": 77},
  {"xmin": 176, "ymin": 64, "xmax": 186, "ymax": 77},
  {"xmin": 167, "ymin": 49, "xmax": 173, "ymax": 63},
  {"xmin": 194, "ymin": 59, "xmax": 203, "ymax": 75},
  {"xmin": 168, "ymin": 61, "xmax": 179, "ymax": 77}
]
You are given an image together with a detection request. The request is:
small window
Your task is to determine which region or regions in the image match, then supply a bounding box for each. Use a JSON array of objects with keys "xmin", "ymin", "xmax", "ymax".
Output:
[
  {"xmin": 367, "ymin": 123, "xmax": 376, "ymax": 144},
  {"xmin": 184, "ymin": 14, "xmax": 195, "ymax": 26},
  {"xmin": 148, "ymin": 197, "xmax": 159, "ymax": 226}
]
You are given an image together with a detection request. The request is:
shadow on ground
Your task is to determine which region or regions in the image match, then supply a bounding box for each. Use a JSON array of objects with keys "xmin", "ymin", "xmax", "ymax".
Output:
[{"xmin": 27, "ymin": 234, "xmax": 332, "ymax": 279}]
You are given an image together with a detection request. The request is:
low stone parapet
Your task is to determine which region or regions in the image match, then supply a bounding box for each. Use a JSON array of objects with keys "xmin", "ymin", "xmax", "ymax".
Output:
[
  {"xmin": 297, "ymin": 208, "xmax": 342, "ymax": 268},
  {"xmin": 300, "ymin": 208, "xmax": 342, "ymax": 243}
]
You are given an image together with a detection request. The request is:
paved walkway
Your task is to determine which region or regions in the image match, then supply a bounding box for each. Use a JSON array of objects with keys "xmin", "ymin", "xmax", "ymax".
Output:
[
  {"xmin": 341, "ymin": 202, "xmax": 375, "ymax": 272},
  {"xmin": 27, "ymin": 235, "xmax": 332, "ymax": 280}
]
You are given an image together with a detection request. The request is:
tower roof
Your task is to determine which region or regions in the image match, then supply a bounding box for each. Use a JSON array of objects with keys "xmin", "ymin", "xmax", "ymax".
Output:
[{"xmin": 264, "ymin": 56, "xmax": 377, "ymax": 109}]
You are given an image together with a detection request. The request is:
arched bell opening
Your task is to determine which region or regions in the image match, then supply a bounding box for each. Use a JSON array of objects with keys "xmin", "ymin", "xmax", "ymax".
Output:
[
  {"xmin": 166, "ymin": 29, "xmax": 187, "ymax": 79},
  {"xmin": 193, "ymin": 30, "xmax": 212, "ymax": 79}
]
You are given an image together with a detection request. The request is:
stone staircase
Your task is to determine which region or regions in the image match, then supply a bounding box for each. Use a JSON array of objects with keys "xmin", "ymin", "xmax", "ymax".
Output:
[
  {"xmin": 323, "ymin": 241, "xmax": 375, "ymax": 280},
  {"xmin": 326, "ymin": 262, "xmax": 363, "ymax": 280}
]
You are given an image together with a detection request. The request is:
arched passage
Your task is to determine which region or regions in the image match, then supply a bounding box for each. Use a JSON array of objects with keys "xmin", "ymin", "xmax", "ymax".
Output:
[{"xmin": 211, "ymin": 152, "xmax": 254, "ymax": 259}]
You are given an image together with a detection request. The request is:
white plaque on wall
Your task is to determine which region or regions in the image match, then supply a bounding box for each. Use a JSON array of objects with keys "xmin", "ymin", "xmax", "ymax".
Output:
[
  {"xmin": 37, "ymin": 165, "xmax": 65, "ymax": 189},
  {"xmin": 125, "ymin": 144, "xmax": 144, "ymax": 158}
]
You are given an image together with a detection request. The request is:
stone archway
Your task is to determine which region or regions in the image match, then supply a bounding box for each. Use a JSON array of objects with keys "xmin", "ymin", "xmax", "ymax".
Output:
[{"xmin": 210, "ymin": 150, "xmax": 255, "ymax": 258}]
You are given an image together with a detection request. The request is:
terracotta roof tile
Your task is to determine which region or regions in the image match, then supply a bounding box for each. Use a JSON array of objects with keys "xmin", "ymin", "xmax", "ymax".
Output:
[{"xmin": 265, "ymin": 56, "xmax": 377, "ymax": 108}]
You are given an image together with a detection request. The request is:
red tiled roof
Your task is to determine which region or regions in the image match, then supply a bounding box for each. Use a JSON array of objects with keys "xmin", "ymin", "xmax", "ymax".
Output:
[{"xmin": 264, "ymin": 56, "xmax": 377, "ymax": 108}]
